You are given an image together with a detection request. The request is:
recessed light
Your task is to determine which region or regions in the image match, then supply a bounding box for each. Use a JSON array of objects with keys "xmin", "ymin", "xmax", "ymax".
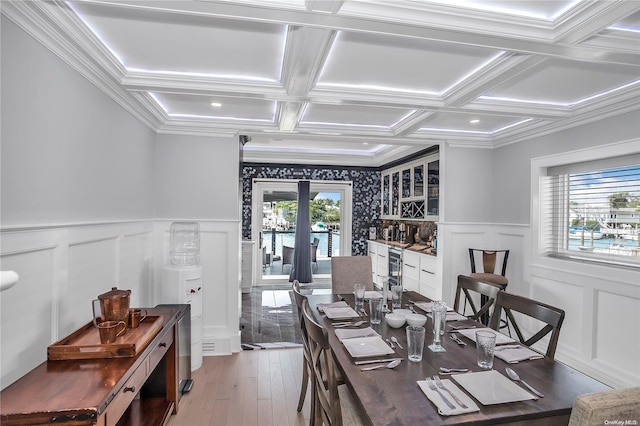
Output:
[
  {"xmin": 363, "ymin": 142, "xmax": 369, "ymax": 145},
  {"xmin": 470, "ymin": 119, "xmax": 480, "ymax": 124},
  {"xmin": 210, "ymin": 102, "xmax": 222, "ymax": 107}
]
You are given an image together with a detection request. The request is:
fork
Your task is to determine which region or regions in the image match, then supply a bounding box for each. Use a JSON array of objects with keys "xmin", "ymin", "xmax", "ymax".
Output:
[
  {"xmin": 449, "ymin": 333, "xmax": 467, "ymax": 346},
  {"xmin": 433, "ymin": 376, "xmax": 468, "ymax": 408},
  {"xmin": 426, "ymin": 380, "xmax": 456, "ymax": 409}
]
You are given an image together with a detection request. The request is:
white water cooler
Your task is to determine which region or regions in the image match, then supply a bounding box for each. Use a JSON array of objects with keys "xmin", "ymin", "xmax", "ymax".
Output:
[{"xmin": 162, "ymin": 266, "xmax": 203, "ymax": 371}]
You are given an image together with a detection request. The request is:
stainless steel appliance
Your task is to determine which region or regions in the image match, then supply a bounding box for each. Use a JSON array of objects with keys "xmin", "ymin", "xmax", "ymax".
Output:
[
  {"xmin": 157, "ymin": 304, "xmax": 193, "ymax": 398},
  {"xmin": 388, "ymin": 247, "xmax": 403, "ymax": 288}
]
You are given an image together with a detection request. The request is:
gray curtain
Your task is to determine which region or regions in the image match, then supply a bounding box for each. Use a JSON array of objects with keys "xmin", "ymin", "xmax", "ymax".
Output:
[{"xmin": 289, "ymin": 180, "xmax": 313, "ymax": 283}]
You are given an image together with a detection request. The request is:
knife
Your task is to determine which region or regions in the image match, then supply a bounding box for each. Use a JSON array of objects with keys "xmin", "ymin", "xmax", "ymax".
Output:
[{"xmin": 354, "ymin": 358, "xmax": 402, "ymax": 365}]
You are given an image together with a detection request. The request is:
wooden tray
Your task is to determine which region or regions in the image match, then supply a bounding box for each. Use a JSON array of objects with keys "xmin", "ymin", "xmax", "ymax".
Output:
[{"xmin": 48, "ymin": 315, "xmax": 164, "ymax": 360}]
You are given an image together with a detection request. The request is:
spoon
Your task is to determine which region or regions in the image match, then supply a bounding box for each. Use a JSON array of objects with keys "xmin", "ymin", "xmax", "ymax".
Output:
[
  {"xmin": 505, "ymin": 367, "xmax": 544, "ymax": 398},
  {"xmin": 390, "ymin": 336, "xmax": 403, "ymax": 349},
  {"xmin": 333, "ymin": 320, "xmax": 367, "ymax": 328},
  {"xmin": 361, "ymin": 359, "xmax": 402, "ymax": 371},
  {"xmin": 439, "ymin": 367, "xmax": 469, "ymax": 373},
  {"xmin": 385, "ymin": 338, "xmax": 396, "ymax": 349}
]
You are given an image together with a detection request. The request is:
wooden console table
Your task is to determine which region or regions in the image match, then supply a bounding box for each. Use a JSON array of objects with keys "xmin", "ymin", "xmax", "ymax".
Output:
[{"xmin": 0, "ymin": 306, "xmax": 180, "ymax": 426}]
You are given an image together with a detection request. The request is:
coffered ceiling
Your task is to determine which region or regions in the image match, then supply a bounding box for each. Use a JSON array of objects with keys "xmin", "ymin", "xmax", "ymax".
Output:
[{"xmin": 3, "ymin": 1, "xmax": 640, "ymax": 166}]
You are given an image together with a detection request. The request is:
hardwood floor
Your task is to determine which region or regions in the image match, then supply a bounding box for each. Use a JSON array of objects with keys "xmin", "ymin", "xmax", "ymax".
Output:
[{"xmin": 168, "ymin": 348, "xmax": 310, "ymax": 426}]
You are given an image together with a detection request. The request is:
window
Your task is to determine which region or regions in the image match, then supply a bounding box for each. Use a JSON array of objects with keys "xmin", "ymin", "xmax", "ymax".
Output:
[{"xmin": 541, "ymin": 153, "xmax": 640, "ymax": 268}]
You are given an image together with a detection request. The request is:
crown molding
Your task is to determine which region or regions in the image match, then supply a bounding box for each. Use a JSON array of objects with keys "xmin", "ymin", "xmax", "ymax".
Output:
[
  {"xmin": 494, "ymin": 96, "xmax": 640, "ymax": 149},
  {"xmin": 553, "ymin": 1, "xmax": 640, "ymax": 44}
]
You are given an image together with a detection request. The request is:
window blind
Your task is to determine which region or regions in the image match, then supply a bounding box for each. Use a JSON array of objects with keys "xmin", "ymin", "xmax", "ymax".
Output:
[{"xmin": 542, "ymin": 154, "xmax": 640, "ymax": 268}]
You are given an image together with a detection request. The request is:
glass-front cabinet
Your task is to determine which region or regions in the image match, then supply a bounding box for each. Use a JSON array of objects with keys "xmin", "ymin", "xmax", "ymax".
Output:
[
  {"xmin": 382, "ymin": 174, "xmax": 390, "ymax": 216},
  {"xmin": 381, "ymin": 153, "xmax": 439, "ymax": 220}
]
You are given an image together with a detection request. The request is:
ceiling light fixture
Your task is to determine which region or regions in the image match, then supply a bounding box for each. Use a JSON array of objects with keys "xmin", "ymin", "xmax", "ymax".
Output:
[
  {"xmin": 210, "ymin": 102, "xmax": 222, "ymax": 107},
  {"xmin": 470, "ymin": 119, "xmax": 480, "ymax": 124}
]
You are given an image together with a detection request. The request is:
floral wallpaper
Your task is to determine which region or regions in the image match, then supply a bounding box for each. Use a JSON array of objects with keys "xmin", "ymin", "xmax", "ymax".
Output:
[{"xmin": 242, "ymin": 164, "xmax": 381, "ymax": 256}]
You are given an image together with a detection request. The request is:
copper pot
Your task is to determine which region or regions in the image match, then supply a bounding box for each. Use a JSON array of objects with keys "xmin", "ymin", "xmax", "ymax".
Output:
[{"xmin": 92, "ymin": 287, "xmax": 131, "ymax": 329}]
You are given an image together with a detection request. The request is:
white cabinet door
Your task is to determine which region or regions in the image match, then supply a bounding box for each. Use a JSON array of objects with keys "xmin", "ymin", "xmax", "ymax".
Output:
[
  {"xmin": 419, "ymin": 254, "xmax": 440, "ymax": 300},
  {"xmin": 369, "ymin": 242, "xmax": 388, "ymax": 288},
  {"xmin": 368, "ymin": 241, "xmax": 378, "ymax": 285},
  {"xmin": 402, "ymin": 251, "xmax": 420, "ymax": 293}
]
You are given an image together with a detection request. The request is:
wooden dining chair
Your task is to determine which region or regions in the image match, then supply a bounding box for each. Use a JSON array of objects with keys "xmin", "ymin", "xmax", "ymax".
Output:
[
  {"xmin": 489, "ymin": 291, "xmax": 565, "ymax": 359},
  {"xmin": 292, "ymin": 280, "xmax": 313, "ymax": 414},
  {"xmin": 330, "ymin": 256, "xmax": 374, "ymax": 294},
  {"xmin": 301, "ymin": 299, "xmax": 364, "ymax": 426},
  {"xmin": 453, "ymin": 275, "xmax": 501, "ymax": 324}
]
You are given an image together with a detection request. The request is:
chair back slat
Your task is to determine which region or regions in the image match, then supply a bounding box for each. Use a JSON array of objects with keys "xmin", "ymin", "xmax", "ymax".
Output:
[
  {"xmin": 482, "ymin": 251, "xmax": 497, "ymax": 274},
  {"xmin": 489, "ymin": 291, "xmax": 565, "ymax": 358},
  {"xmin": 454, "ymin": 275, "xmax": 502, "ymax": 324}
]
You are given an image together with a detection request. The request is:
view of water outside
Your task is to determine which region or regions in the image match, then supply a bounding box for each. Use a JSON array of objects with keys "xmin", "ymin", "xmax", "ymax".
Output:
[
  {"xmin": 568, "ymin": 237, "xmax": 638, "ymax": 251},
  {"xmin": 263, "ymin": 231, "xmax": 341, "ymax": 258}
]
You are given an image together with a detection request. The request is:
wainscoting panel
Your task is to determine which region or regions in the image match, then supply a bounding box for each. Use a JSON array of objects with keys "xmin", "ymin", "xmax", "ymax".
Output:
[
  {"xmin": 530, "ymin": 260, "xmax": 640, "ymax": 388},
  {"xmin": 531, "ymin": 277, "xmax": 584, "ymax": 355},
  {"xmin": 0, "ymin": 247, "xmax": 55, "ymax": 388},
  {"xmin": 0, "ymin": 221, "xmax": 154, "ymax": 390},
  {"xmin": 66, "ymin": 238, "xmax": 118, "ymax": 336},
  {"xmin": 594, "ymin": 289, "xmax": 640, "ymax": 377},
  {"xmin": 120, "ymin": 232, "xmax": 152, "ymax": 308}
]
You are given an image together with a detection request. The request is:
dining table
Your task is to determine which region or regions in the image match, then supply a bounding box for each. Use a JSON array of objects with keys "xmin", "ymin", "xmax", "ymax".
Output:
[{"xmin": 307, "ymin": 290, "xmax": 610, "ymax": 426}]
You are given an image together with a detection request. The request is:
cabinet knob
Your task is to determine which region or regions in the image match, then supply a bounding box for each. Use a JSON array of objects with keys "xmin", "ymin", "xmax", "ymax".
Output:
[
  {"xmin": 159, "ymin": 342, "xmax": 167, "ymax": 347},
  {"xmin": 124, "ymin": 386, "xmax": 136, "ymax": 393}
]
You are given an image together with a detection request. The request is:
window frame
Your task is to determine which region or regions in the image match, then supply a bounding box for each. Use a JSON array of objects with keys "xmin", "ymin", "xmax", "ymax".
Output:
[{"xmin": 532, "ymin": 139, "xmax": 640, "ymax": 270}]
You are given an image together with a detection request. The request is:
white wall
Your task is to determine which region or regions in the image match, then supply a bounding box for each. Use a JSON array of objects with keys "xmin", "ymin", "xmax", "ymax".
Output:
[
  {"xmin": 153, "ymin": 134, "xmax": 240, "ymax": 220},
  {"xmin": 0, "ymin": 17, "xmax": 156, "ymax": 388},
  {"xmin": 0, "ymin": 17, "xmax": 155, "ymax": 226},
  {"xmin": 439, "ymin": 114, "xmax": 640, "ymax": 388}
]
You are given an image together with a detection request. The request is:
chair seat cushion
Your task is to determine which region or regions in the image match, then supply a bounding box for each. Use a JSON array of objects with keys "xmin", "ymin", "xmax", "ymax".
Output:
[
  {"xmin": 569, "ymin": 387, "xmax": 640, "ymax": 426},
  {"xmin": 469, "ymin": 273, "xmax": 508, "ymax": 289}
]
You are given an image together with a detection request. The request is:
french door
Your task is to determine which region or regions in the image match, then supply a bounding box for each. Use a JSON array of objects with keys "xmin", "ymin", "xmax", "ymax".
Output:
[{"xmin": 251, "ymin": 179, "xmax": 352, "ymax": 285}]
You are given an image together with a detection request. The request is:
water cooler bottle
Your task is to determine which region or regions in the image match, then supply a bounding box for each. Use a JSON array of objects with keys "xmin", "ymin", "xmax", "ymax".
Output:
[{"xmin": 162, "ymin": 222, "xmax": 203, "ymax": 371}]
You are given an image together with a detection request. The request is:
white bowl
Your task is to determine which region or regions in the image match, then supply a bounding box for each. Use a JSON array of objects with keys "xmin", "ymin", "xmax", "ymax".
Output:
[
  {"xmin": 406, "ymin": 313, "xmax": 427, "ymax": 327},
  {"xmin": 385, "ymin": 313, "xmax": 406, "ymax": 328},
  {"xmin": 391, "ymin": 309, "xmax": 413, "ymax": 318}
]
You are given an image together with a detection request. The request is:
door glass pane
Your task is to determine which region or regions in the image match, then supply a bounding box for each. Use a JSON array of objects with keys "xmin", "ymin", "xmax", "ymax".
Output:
[
  {"xmin": 261, "ymin": 189, "xmax": 297, "ymax": 280},
  {"xmin": 258, "ymin": 185, "xmax": 344, "ymax": 281}
]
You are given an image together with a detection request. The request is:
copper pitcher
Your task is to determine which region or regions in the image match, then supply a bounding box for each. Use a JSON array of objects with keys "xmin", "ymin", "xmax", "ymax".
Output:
[{"xmin": 92, "ymin": 287, "xmax": 131, "ymax": 329}]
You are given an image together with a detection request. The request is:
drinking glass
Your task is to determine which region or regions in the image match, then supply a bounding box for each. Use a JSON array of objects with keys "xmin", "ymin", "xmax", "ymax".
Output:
[
  {"xmin": 406, "ymin": 326, "xmax": 426, "ymax": 362},
  {"xmin": 432, "ymin": 300, "xmax": 447, "ymax": 335},
  {"xmin": 476, "ymin": 331, "xmax": 497, "ymax": 369},
  {"xmin": 428, "ymin": 303, "xmax": 447, "ymax": 353},
  {"xmin": 391, "ymin": 285, "xmax": 403, "ymax": 309},
  {"xmin": 381, "ymin": 277, "xmax": 391, "ymax": 313},
  {"xmin": 354, "ymin": 283, "xmax": 366, "ymax": 311},
  {"xmin": 369, "ymin": 297, "xmax": 383, "ymax": 325}
]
